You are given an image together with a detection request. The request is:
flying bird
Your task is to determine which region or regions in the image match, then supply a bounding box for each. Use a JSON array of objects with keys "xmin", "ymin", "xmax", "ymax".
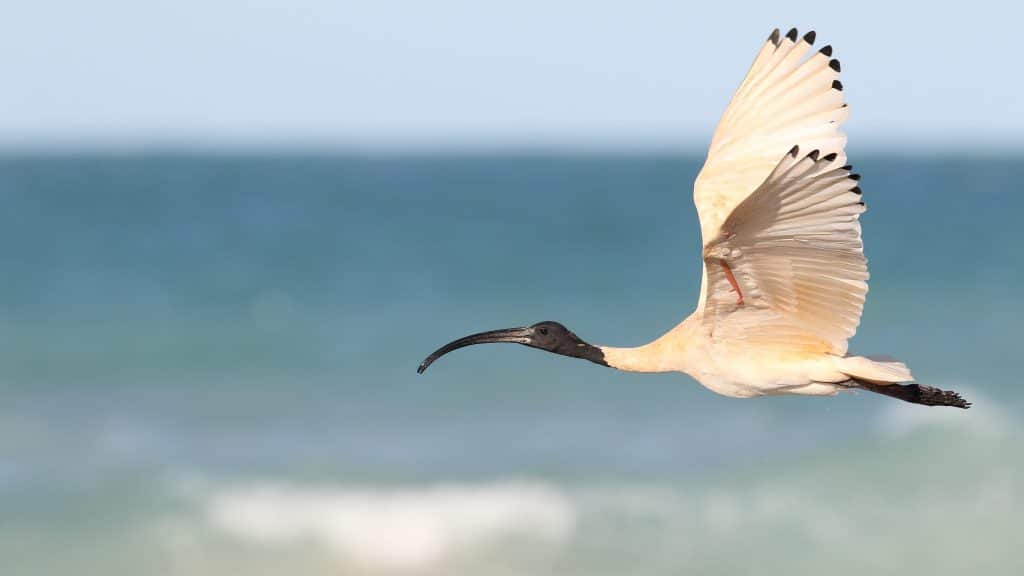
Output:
[{"xmin": 418, "ymin": 27, "xmax": 969, "ymax": 409}]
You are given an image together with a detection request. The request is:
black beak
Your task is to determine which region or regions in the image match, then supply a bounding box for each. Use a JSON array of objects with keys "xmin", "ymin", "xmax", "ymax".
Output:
[{"xmin": 417, "ymin": 326, "xmax": 533, "ymax": 374}]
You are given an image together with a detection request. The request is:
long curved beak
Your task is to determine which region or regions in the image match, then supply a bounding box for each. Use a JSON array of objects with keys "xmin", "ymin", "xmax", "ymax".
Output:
[{"xmin": 417, "ymin": 326, "xmax": 533, "ymax": 374}]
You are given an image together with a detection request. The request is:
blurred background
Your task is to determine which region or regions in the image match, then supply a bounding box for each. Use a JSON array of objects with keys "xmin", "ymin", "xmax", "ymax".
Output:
[{"xmin": 1, "ymin": 1, "xmax": 1021, "ymax": 575}]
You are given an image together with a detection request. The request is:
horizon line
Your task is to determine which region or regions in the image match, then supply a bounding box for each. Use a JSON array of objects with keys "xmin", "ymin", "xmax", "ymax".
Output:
[{"xmin": 1, "ymin": 138, "xmax": 1022, "ymax": 158}]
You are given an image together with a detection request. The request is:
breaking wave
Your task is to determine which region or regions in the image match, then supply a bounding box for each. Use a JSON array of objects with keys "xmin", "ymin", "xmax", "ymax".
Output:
[{"xmin": 205, "ymin": 481, "xmax": 574, "ymax": 569}]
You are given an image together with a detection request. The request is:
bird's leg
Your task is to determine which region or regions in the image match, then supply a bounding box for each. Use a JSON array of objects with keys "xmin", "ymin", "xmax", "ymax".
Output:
[{"xmin": 720, "ymin": 262, "xmax": 744, "ymax": 306}]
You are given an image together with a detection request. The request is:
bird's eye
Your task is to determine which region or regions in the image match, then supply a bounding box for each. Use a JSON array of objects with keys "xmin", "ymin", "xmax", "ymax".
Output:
[{"xmin": 538, "ymin": 327, "xmax": 549, "ymax": 335}]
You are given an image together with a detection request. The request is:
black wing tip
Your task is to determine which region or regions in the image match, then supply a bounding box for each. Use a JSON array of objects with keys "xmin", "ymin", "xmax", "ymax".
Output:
[
  {"xmin": 768, "ymin": 28, "xmax": 781, "ymax": 45},
  {"xmin": 802, "ymin": 30, "xmax": 816, "ymax": 44},
  {"xmin": 788, "ymin": 145, "xmax": 800, "ymax": 157},
  {"xmin": 819, "ymin": 44, "xmax": 833, "ymax": 57},
  {"xmin": 807, "ymin": 149, "xmax": 820, "ymax": 161},
  {"xmin": 785, "ymin": 27, "xmax": 798, "ymax": 42},
  {"xmin": 850, "ymin": 173, "xmax": 861, "ymax": 181},
  {"xmin": 829, "ymin": 59, "xmax": 841, "ymax": 72},
  {"xmin": 851, "ymin": 186, "xmax": 862, "ymax": 195},
  {"xmin": 832, "ymin": 79, "xmax": 844, "ymax": 91},
  {"xmin": 841, "ymin": 164, "xmax": 852, "ymax": 170},
  {"xmin": 822, "ymin": 152, "xmax": 838, "ymax": 162}
]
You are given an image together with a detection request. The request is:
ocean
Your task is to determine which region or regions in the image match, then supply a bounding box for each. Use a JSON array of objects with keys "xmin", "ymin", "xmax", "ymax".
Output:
[{"xmin": 0, "ymin": 152, "xmax": 1020, "ymax": 575}]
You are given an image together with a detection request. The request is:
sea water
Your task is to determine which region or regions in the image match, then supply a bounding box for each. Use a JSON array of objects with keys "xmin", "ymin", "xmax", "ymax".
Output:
[{"xmin": 0, "ymin": 152, "xmax": 1020, "ymax": 575}]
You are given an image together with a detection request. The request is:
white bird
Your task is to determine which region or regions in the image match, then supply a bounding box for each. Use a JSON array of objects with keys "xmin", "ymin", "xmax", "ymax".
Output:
[{"xmin": 418, "ymin": 27, "xmax": 969, "ymax": 409}]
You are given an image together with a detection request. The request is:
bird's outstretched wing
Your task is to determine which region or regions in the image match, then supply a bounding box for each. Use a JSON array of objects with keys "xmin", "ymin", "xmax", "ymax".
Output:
[
  {"xmin": 692, "ymin": 28, "xmax": 862, "ymax": 355},
  {"xmin": 693, "ymin": 28, "xmax": 847, "ymax": 243},
  {"xmin": 701, "ymin": 147, "xmax": 867, "ymax": 355}
]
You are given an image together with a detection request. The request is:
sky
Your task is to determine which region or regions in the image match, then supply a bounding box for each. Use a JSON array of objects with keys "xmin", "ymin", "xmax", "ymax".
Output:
[{"xmin": 1, "ymin": 0, "xmax": 1020, "ymax": 150}]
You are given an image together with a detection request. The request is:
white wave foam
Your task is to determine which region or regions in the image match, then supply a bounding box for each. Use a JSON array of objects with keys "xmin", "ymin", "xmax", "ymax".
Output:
[{"xmin": 205, "ymin": 480, "xmax": 574, "ymax": 570}]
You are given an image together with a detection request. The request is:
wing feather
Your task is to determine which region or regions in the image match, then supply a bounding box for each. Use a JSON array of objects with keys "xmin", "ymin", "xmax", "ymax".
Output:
[
  {"xmin": 700, "ymin": 147, "xmax": 868, "ymax": 355},
  {"xmin": 694, "ymin": 29, "xmax": 846, "ymax": 244}
]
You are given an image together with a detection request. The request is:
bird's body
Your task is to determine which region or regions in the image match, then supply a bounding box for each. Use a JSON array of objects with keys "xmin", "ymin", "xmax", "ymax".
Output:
[
  {"xmin": 419, "ymin": 27, "xmax": 970, "ymax": 409},
  {"xmin": 602, "ymin": 316, "xmax": 862, "ymax": 398}
]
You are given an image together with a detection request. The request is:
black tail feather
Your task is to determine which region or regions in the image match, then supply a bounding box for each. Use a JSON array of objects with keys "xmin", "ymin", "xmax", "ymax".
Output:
[{"xmin": 855, "ymin": 380, "xmax": 971, "ymax": 409}]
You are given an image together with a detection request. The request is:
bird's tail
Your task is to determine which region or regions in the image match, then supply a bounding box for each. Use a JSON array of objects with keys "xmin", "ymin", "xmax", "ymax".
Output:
[
  {"xmin": 838, "ymin": 354, "xmax": 913, "ymax": 383},
  {"xmin": 837, "ymin": 355, "xmax": 970, "ymax": 409}
]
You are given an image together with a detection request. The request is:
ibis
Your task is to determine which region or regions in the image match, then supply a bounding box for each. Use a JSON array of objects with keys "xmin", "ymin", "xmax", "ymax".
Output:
[{"xmin": 418, "ymin": 27, "xmax": 969, "ymax": 409}]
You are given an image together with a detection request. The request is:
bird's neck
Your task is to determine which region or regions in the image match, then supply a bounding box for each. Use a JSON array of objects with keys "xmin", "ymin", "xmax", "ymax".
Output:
[
  {"xmin": 599, "ymin": 319, "xmax": 698, "ymax": 374},
  {"xmin": 600, "ymin": 343, "xmax": 673, "ymax": 373}
]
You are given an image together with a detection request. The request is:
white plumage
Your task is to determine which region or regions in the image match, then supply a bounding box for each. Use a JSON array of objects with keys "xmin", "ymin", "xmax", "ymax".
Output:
[{"xmin": 702, "ymin": 146, "xmax": 867, "ymax": 356}]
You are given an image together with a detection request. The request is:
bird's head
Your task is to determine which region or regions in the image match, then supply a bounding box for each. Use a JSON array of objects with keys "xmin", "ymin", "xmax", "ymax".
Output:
[{"xmin": 417, "ymin": 320, "xmax": 607, "ymax": 374}]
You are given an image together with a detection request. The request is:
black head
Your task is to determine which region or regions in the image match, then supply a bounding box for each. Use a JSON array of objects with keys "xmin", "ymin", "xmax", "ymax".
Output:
[{"xmin": 417, "ymin": 320, "xmax": 607, "ymax": 374}]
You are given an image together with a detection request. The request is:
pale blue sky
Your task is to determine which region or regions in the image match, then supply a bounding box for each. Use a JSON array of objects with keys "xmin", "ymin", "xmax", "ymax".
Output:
[{"xmin": 1, "ymin": 0, "xmax": 1019, "ymax": 149}]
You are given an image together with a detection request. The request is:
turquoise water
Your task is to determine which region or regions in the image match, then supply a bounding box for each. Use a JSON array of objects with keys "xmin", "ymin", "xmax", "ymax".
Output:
[{"xmin": 0, "ymin": 153, "xmax": 1020, "ymax": 574}]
